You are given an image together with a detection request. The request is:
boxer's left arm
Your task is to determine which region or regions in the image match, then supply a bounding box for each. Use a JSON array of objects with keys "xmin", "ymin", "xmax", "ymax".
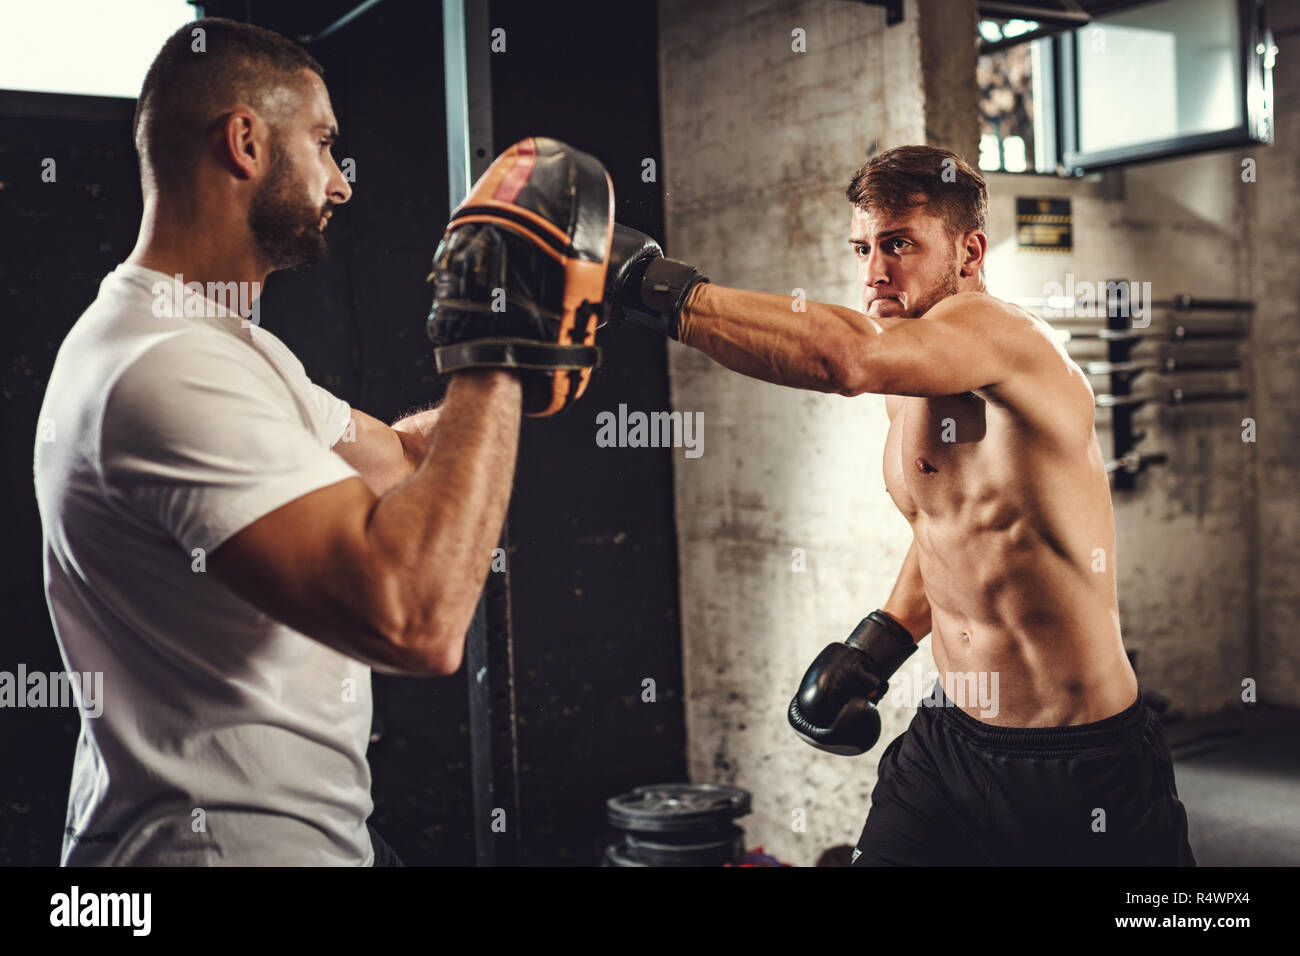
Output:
[
  {"xmin": 606, "ymin": 227, "xmax": 1053, "ymax": 401},
  {"xmin": 680, "ymin": 285, "xmax": 1048, "ymax": 400},
  {"xmin": 334, "ymin": 406, "xmax": 443, "ymax": 497}
]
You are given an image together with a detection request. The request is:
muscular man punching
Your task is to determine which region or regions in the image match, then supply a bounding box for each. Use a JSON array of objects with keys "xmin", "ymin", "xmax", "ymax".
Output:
[
  {"xmin": 35, "ymin": 18, "xmax": 611, "ymax": 865},
  {"xmin": 605, "ymin": 145, "xmax": 1194, "ymax": 866}
]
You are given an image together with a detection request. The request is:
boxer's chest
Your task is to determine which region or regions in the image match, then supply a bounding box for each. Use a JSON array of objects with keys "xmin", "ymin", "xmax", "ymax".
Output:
[{"xmin": 883, "ymin": 393, "xmax": 993, "ymax": 521}]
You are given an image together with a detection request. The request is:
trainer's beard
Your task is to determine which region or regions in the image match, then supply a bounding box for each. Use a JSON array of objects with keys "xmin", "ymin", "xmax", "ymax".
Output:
[{"xmin": 249, "ymin": 136, "xmax": 330, "ymax": 271}]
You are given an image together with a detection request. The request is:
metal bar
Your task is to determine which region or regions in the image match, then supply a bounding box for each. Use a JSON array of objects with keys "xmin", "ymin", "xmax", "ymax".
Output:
[
  {"xmin": 463, "ymin": 0, "xmax": 494, "ymax": 183},
  {"xmin": 1104, "ymin": 289, "xmax": 1137, "ymax": 489},
  {"xmin": 465, "ymin": 533, "xmax": 521, "ymax": 867},
  {"xmin": 1162, "ymin": 357, "xmax": 1242, "ymax": 373},
  {"xmin": 302, "ymin": 0, "xmax": 388, "ymax": 44},
  {"xmin": 464, "ymin": 596, "xmax": 492, "ymax": 864},
  {"xmin": 1166, "ymin": 388, "xmax": 1248, "ymax": 405},
  {"xmin": 979, "ymin": 2, "xmax": 1091, "ymax": 25},
  {"xmin": 981, "ymin": 25, "xmax": 1078, "ymax": 56},
  {"xmin": 1105, "ymin": 451, "xmax": 1168, "ymax": 476},
  {"xmin": 443, "ymin": 0, "xmax": 471, "ymax": 210},
  {"xmin": 1082, "ymin": 359, "xmax": 1151, "ymax": 376},
  {"xmin": 1066, "ymin": 327, "xmax": 1247, "ymax": 342},
  {"xmin": 446, "ymin": 0, "xmax": 515, "ymax": 867},
  {"xmin": 1097, "ymin": 389, "xmax": 1249, "ymax": 408},
  {"xmin": 1082, "ymin": 357, "xmax": 1242, "ymax": 375},
  {"xmin": 1012, "ymin": 297, "xmax": 1254, "ymax": 313},
  {"xmin": 1167, "ymin": 325, "xmax": 1248, "ymax": 341},
  {"xmin": 1096, "ymin": 394, "xmax": 1147, "ymax": 408},
  {"xmin": 1157, "ymin": 296, "xmax": 1256, "ymax": 312}
]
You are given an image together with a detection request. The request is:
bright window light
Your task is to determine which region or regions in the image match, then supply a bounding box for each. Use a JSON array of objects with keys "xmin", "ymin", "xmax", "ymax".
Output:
[
  {"xmin": 1001, "ymin": 135, "xmax": 1028, "ymax": 172},
  {"xmin": 0, "ymin": 1, "xmax": 195, "ymax": 99},
  {"xmin": 978, "ymin": 133, "xmax": 1001, "ymax": 171},
  {"xmin": 1002, "ymin": 19, "xmax": 1039, "ymax": 39}
]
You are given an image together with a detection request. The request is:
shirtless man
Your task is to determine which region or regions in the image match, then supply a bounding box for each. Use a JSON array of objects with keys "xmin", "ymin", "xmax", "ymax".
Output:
[{"xmin": 603, "ymin": 145, "xmax": 1194, "ymax": 866}]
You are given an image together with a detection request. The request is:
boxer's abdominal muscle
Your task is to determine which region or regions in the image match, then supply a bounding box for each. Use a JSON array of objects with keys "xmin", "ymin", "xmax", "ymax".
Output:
[{"xmin": 883, "ymin": 391, "xmax": 1138, "ymax": 727}]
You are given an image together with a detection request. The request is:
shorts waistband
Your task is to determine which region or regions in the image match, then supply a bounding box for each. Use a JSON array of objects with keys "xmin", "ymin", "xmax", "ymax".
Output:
[{"xmin": 925, "ymin": 678, "xmax": 1148, "ymax": 753}]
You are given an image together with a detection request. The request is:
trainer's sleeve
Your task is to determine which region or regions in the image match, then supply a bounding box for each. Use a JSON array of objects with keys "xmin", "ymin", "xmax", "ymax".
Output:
[
  {"xmin": 308, "ymin": 381, "xmax": 354, "ymax": 448},
  {"xmin": 101, "ymin": 332, "xmax": 361, "ymax": 555}
]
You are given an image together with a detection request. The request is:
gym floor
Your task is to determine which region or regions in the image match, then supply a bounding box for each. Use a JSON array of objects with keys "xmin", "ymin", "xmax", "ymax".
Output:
[{"xmin": 1166, "ymin": 706, "xmax": 1300, "ymax": 865}]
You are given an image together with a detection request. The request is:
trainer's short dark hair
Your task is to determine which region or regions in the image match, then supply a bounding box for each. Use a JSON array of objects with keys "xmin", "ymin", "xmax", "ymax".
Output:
[
  {"xmin": 845, "ymin": 145, "xmax": 987, "ymax": 241},
  {"xmin": 133, "ymin": 17, "xmax": 324, "ymax": 192}
]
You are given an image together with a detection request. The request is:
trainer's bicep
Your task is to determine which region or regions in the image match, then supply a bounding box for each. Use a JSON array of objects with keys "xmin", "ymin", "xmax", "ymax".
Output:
[
  {"xmin": 208, "ymin": 477, "xmax": 419, "ymax": 672},
  {"xmin": 332, "ymin": 409, "xmax": 412, "ymax": 496}
]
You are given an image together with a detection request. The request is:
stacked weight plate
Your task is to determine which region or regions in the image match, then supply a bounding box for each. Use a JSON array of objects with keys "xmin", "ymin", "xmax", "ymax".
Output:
[{"xmin": 602, "ymin": 783, "xmax": 751, "ymax": 867}]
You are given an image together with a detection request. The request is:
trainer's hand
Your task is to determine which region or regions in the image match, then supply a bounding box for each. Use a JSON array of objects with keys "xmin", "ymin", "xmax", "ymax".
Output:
[
  {"xmin": 788, "ymin": 611, "xmax": 918, "ymax": 756},
  {"xmin": 427, "ymin": 137, "xmax": 614, "ymax": 417},
  {"xmin": 604, "ymin": 224, "xmax": 707, "ymax": 340}
]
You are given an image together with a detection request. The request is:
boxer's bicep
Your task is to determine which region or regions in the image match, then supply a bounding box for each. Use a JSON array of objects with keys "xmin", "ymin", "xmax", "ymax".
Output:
[
  {"xmin": 844, "ymin": 292, "xmax": 1042, "ymax": 398},
  {"xmin": 209, "ymin": 477, "xmax": 440, "ymax": 674}
]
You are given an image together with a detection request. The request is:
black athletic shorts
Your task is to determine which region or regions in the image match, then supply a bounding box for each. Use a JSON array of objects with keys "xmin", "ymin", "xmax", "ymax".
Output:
[{"xmin": 852, "ymin": 680, "xmax": 1196, "ymax": 866}]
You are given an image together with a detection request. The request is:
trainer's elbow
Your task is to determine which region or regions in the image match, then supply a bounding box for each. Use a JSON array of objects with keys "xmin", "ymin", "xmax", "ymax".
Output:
[
  {"xmin": 380, "ymin": 608, "xmax": 466, "ymax": 676},
  {"xmin": 393, "ymin": 601, "xmax": 470, "ymax": 677},
  {"xmin": 367, "ymin": 578, "xmax": 466, "ymax": 676}
]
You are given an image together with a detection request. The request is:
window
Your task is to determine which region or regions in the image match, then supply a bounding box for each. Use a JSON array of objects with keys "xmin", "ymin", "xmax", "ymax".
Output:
[
  {"xmin": 1060, "ymin": 0, "xmax": 1273, "ymax": 171},
  {"xmin": 0, "ymin": 0, "xmax": 196, "ymax": 99},
  {"xmin": 978, "ymin": 24, "xmax": 1057, "ymax": 174},
  {"xmin": 977, "ymin": 0, "xmax": 1274, "ymax": 176}
]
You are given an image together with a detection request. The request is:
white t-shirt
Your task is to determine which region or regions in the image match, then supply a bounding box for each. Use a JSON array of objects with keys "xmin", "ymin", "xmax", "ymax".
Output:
[{"xmin": 34, "ymin": 263, "xmax": 376, "ymax": 866}]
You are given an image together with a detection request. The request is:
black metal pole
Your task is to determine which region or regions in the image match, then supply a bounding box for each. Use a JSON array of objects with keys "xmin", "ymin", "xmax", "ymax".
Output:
[
  {"xmin": 444, "ymin": 0, "xmax": 512, "ymax": 865},
  {"xmin": 465, "ymin": 535, "xmax": 521, "ymax": 866}
]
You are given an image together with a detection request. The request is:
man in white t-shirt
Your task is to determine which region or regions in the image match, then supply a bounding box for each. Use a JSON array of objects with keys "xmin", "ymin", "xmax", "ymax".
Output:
[{"xmin": 34, "ymin": 19, "xmax": 545, "ymax": 865}]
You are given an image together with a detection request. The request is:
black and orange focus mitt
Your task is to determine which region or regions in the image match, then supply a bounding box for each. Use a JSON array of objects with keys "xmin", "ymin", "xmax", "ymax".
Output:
[{"xmin": 426, "ymin": 137, "xmax": 614, "ymax": 417}]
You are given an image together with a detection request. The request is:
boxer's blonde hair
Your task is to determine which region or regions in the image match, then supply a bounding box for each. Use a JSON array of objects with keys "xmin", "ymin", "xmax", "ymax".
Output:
[{"xmin": 845, "ymin": 145, "xmax": 988, "ymax": 242}]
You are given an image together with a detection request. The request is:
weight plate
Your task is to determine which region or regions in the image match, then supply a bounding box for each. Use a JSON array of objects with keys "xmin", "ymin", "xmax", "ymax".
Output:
[
  {"xmin": 606, "ymin": 783, "xmax": 751, "ymax": 833},
  {"xmin": 603, "ymin": 841, "xmax": 649, "ymax": 867},
  {"xmin": 622, "ymin": 824, "xmax": 745, "ymax": 866}
]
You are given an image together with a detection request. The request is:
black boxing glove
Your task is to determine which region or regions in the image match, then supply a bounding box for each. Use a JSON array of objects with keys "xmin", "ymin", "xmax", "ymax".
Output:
[
  {"xmin": 787, "ymin": 611, "xmax": 918, "ymax": 757},
  {"xmin": 603, "ymin": 224, "xmax": 707, "ymax": 340}
]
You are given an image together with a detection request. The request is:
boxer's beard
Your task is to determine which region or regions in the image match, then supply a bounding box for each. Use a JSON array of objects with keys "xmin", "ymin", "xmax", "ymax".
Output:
[
  {"xmin": 249, "ymin": 135, "xmax": 330, "ymax": 271},
  {"xmin": 906, "ymin": 255, "xmax": 962, "ymax": 318}
]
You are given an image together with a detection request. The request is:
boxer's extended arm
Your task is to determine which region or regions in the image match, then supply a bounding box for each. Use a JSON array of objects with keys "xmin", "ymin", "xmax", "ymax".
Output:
[
  {"xmin": 682, "ymin": 284, "xmax": 1044, "ymax": 399},
  {"xmin": 210, "ymin": 371, "xmax": 520, "ymax": 676},
  {"xmin": 335, "ymin": 406, "xmax": 444, "ymax": 497},
  {"xmin": 882, "ymin": 537, "xmax": 932, "ymax": 641},
  {"xmin": 680, "ymin": 283, "xmax": 885, "ymax": 392},
  {"xmin": 605, "ymin": 228, "xmax": 1058, "ymax": 404}
]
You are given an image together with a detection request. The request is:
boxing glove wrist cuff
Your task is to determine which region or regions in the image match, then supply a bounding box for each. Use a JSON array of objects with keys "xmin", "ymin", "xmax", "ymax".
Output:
[
  {"xmin": 637, "ymin": 258, "xmax": 708, "ymax": 340},
  {"xmin": 844, "ymin": 610, "xmax": 918, "ymax": 687}
]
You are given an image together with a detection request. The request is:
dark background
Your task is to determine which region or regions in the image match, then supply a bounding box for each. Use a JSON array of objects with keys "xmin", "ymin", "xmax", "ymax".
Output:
[{"xmin": 0, "ymin": 0, "xmax": 687, "ymax": 865}]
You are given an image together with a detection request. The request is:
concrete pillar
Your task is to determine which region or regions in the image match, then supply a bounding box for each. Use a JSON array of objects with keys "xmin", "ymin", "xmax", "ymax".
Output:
[
  {"xmin": 657, "ymin": 0, "xmax": 979, "ymax": 865},
  {"xmin": 1251, "ymin": 0, "xmax": 1300, "ymax": 707}
]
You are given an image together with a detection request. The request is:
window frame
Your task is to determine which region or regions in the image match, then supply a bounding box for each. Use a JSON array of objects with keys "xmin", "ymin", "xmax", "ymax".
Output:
[
  {"xmin": 978, "ymin": 33, "xmax": 1061, "ymax": 177},
  {"xmin": 0, "ymin": 89, "xmax": 137, "ymax": 124},
  {"xmin": 1058, "ymin": 0, "xmax": 1274, "ymax": 173}
]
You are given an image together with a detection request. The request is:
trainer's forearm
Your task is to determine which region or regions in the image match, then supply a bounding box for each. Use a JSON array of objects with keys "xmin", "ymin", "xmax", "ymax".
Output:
[
  {"xmin": 882, "ymin": 539, "xmax": 931, "ymax": 641},
  {"xmin": 365, "ymin": 371, "xmax": 521, "ymax": 660},
  {"xmin": 679, "ymin": 283, "xmax": 882, "ymax": 393}
]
